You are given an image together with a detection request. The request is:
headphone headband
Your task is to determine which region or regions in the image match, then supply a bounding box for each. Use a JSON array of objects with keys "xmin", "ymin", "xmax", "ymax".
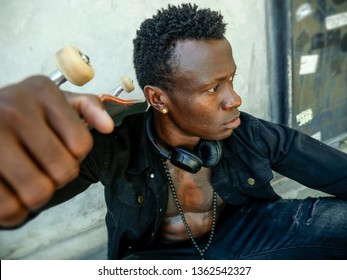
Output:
[{"xmin": 145, "ymin": 109, "xmax": 171, "ymax": 160}]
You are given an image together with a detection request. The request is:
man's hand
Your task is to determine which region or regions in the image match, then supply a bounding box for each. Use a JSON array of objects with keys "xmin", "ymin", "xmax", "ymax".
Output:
[{"xmin": 0, "ymin": 75, "xmax": 114, "ymax": 227}]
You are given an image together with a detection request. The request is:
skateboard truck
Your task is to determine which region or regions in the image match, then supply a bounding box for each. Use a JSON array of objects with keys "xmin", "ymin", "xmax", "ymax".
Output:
[
  {"xmin": 98, "ymin": 79, "xmax": 147, "ymax": 126},
  {"xmin": 108, "ymin": 76, "xmax": 135, "ymax": 97},
  {"xmin": 98, "ymin": 79, "xmax": 148, "ymax": 126},
  {"xmin": 48, "ymin": 45, "xmax": 95, "ymax": 87}
]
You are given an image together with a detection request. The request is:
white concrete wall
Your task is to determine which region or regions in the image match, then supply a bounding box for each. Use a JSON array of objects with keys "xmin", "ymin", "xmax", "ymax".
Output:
[{"xmin": 0, "ymin": 0, "xmax": 270, "ymax": 259}]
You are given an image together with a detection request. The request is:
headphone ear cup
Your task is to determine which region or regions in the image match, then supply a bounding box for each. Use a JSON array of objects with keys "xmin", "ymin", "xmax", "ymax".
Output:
[
  {"xmin": 196, "ymin": 140, "xmax": 222, "ymax": 168},
  {"xmin": 171, "ymin": 147, "xmax": 203, "ymax": 174}
]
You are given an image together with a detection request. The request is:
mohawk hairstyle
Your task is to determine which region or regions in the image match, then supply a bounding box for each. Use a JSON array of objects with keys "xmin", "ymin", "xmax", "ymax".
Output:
[{"xmin": 133, "ymin": 3, "xmax": 227, "ymax": 92}]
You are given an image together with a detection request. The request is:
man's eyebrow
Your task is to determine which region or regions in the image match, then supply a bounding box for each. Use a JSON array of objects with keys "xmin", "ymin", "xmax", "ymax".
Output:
[
  {"xmin": 214, "ymin": 66, "xmax": 238, "ymax": 82},
  {"xmin": 197, "ymin": 65, "xmax": 238, "ymax": 89},
  {"xmin": 218, "ymin": 66, "xmax": 238, "ymax": 81}
]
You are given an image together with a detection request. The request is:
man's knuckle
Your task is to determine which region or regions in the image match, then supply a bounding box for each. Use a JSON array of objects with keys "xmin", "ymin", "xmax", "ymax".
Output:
[
  {"xmin": 0, "ymin": 105, "xmax": 23, "ymax": 124},
  {"xmin": 22, "ymin": 75, "xmax": 55, "ymax": 95},
  {"xmin": 79, "ymin": 133, "xmax": 94, "ymax": 154},
  {"xmin": 0, "ymin": 213, "xmax": 28, "ymax": 227},
  {"xmin": 71, "ymin": 131, "xmax": 93, "ymax": 159},
  {"xmin": 0, "ymin": 198, "xmax": 22, "ymax": 220},
  {"xmin": 66, "ymin": 162, "xmax": 80, "ymax": 180},
  {"xmin": 55, "ymin": 162, "xmax": 80, "ymax": 186},
  {"xmin": 22, "ymin": 178, "xmax": 55, "ymax": 209}
]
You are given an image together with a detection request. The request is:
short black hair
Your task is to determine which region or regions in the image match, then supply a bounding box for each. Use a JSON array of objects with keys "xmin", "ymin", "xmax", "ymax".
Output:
[{"xmin": 133, "ymin": 3, "xmax": 227, "ymax": 92}]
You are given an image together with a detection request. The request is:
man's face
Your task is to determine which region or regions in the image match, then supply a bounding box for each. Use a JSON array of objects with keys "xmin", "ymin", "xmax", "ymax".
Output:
[{"xmin": 165, "ymin": 39, "xmax": 242, "ymax": 141}]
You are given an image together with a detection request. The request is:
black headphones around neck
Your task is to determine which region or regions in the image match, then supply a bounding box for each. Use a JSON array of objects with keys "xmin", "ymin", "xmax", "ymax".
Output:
[{"xmin": 145, "ymin": 109, "xmax": 223, "ymax": 174}]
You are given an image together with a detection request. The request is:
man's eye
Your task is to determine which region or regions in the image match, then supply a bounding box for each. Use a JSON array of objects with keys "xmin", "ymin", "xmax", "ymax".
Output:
[{"xmin": 206, "ymin": 85, "xmax": 219, "ymax": 93}]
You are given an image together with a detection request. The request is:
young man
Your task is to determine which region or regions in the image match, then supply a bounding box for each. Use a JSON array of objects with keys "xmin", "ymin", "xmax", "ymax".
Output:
[{"xmin": 1, "ymin": 4, "xmax": 347, "ymax": 259}]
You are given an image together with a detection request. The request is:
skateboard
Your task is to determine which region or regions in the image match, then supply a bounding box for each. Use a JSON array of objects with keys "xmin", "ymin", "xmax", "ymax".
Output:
[{"xmin": 48, "ymin": 45, "xmax": 147, "ymax": 126}]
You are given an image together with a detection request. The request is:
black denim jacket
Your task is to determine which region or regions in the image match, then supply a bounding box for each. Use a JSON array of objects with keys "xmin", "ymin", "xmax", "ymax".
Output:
[{"xmin": 49, "ymin": 110, "xmax": 347, "ymax": 259}]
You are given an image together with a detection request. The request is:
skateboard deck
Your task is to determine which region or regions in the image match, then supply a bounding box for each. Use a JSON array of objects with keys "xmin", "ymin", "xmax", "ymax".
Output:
[{"xmin": 99, "ymin": 94, "xmax": 148, "ymax": 126}]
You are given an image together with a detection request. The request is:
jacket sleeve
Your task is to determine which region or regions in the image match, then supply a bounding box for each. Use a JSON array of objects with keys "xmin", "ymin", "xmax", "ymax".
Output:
[{"xmin": 250, "ymin": 116, "xmax": 347, "ymax": 198}]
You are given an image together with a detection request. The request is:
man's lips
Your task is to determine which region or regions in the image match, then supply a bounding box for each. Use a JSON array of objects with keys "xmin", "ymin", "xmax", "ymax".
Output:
[{"xmin": 223, "ymin": 112, "xmax": 241, "ymax": 129}]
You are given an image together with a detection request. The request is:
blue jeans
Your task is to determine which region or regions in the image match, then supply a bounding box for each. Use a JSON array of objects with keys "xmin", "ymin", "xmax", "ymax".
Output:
[{"xmin": 124, "ymin": 197, "xmax": 347, "ymax": 259}]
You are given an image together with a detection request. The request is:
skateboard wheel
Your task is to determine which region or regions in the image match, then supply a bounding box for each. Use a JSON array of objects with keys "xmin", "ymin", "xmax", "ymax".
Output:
[
  {"xmin": 55, "ymin": 45, "xmax": 94, "ymax": 86},
  {"xmin": 119, "ymin": 76, "xmax": 134, "ymax": 93}
]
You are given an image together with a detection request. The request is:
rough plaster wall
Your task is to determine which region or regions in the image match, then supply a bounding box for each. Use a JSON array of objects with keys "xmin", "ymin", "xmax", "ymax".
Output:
[{"xmin": 0, "ymin": 0, "xmax": 270, "ymax": 259}]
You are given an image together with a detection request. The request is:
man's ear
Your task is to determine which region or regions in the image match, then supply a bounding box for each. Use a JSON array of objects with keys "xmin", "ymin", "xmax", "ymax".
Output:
[{"xmin": 144, "ymin": 85, "xmax": 168, "ymax": 113}]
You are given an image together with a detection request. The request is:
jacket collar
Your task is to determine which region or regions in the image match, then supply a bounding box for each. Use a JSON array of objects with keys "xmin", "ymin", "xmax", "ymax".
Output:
[{"xmin": 125, "ymin": 108, "xmax": 160, "ymax": 175}]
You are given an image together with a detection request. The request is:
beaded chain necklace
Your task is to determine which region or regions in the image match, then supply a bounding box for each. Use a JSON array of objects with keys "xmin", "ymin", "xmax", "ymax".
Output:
[{"xmin": 161, "ymin": 160, "xmax": 217, "ymax": 260}]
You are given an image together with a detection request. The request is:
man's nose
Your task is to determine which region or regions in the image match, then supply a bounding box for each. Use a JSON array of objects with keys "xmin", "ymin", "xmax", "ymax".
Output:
[{"xmin": 221, "ymin": 86, "xmax": 242, "ymax": 110}]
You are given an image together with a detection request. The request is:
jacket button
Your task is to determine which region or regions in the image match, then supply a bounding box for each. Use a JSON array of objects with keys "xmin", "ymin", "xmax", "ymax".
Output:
[
  {"xmin": 247, "ymin": 178, "xmax": 255, "ymax": 185},
  {"xmin": 137, "ymin": 195, "xmax": 145, "ymax": 204},
  {"xmin": 150, "ymin": 173, "xmax": 155, "ymax": 178}
]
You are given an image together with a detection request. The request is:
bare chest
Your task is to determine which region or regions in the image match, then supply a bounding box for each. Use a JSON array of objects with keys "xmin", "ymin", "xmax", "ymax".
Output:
[
  {"xmin": 165, "ymin": 163, "xmax": 216, "ymax": 214},
  {"xmin": 160, "ymin": 161, "xmax": 224, "ymax": 242}
]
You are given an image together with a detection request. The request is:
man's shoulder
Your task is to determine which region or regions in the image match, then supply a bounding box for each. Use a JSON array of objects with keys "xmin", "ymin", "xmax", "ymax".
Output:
[
  {"xmin": 228, "ymin": 111, "xmax": 285, "ymax": 145},
  {"xmin": 87, "ymin": 112, "xmax": 147, "ymax": 164},
  {"xmin": 235, "ymin": 111, "xmax": 262, "ymax": 134},
  {"xmin": 238, "ymin": 111, "xmax": 284, "ymax": 131},
  {"xmin": 116, "ymin": 111, "xmax": 147, "ymax": 136},
  {"xmin": 239, "ymin": 111, "xmax": 262, "ymax": 123},
  {"xmin": 91, "ymin": 112, "xmax": 146, "ymax": 137}
]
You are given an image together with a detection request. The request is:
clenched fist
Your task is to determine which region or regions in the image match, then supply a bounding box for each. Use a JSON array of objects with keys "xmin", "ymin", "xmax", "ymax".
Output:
[{"xmin": 0, "ymin": 75, "xmax": 114, "ymax": 226}]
